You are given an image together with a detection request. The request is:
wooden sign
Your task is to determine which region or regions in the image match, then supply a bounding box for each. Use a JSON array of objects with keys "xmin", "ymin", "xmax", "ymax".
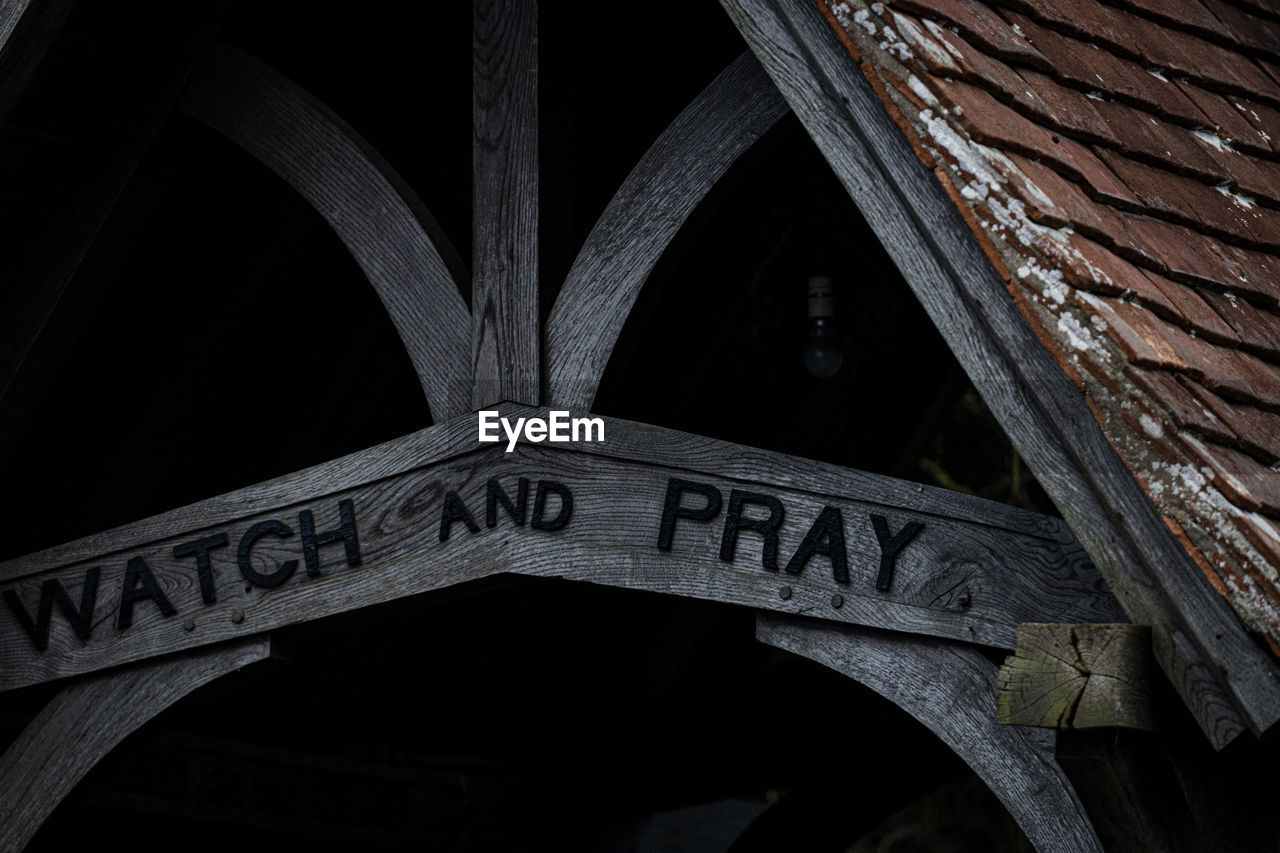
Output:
[{"xmin": 0, "ymin": 406, "xmax": 1124, "ymax": 691}]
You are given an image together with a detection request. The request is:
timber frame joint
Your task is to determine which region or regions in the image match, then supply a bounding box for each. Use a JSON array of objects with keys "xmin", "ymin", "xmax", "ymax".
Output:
[{"xmin": 998, "ymin": 622, "xmax": 1154, "ymax": 731}]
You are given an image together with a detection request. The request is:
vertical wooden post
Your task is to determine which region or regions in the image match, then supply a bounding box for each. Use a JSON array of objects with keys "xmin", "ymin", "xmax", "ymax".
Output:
[{"xmin": 472, "ymin": 0, "xmax": 540, "ymax": 408}]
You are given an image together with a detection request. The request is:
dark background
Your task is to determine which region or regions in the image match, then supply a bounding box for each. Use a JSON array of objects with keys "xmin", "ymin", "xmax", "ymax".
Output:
[{"xmin": 0, "ymin": 1, "xmax": 1055, "ymax": 849}]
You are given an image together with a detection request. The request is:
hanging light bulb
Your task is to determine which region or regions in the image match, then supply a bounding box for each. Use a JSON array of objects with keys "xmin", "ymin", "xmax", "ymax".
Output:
[{"xmin": 803, "ymin": 275, "xmax": 843, "ymax": 378}]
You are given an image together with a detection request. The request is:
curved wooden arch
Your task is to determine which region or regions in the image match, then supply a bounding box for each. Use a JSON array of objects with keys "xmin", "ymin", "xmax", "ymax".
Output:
[
  {"xmin": 0, "ymin": 636, "xmax": 274, "ymax": 853},
  {"xmin": 180, "ymin": 43, "xmax": 474, "ymax": 422},
  {"xmin": 718, "ymin": 0, "xmax": 1280, "ymax": 746},
  {"xmin": 545, "ymin": 51, "xmax": 788, "ymax": 412},
  {"xmin": 757, "ymin": 614, "xmax": 1103, "ymax": 853},
  {"xmin": 0, "ymin": 5, "xmax": 1167, "ymax": 849}
]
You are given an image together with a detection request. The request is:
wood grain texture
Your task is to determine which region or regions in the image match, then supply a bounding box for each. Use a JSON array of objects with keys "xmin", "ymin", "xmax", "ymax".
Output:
[
  {"xmin": 0, "ymin": 0, "xmax": 73, "ymax": 130},
  {"xmin": 181, "ymin": 43, "xmax": 472, "ymax": 421},
  {"xmin": 0, "ymin": 635, "xmax": 274, "ymax": 853},
  {"xmin": 0, "ymin": 406, "xmax": 1121, "ymax": 691},
  {"xmin": 472, "ymin": 0, "xmax": 539, "ymax": 408},
  {"xmin": 757, "ymin": 614, "xmax": 1103, "ymax": 853},
  {"xmin": 719, "ymin": 0, "xmax": 1280, "ymax": 747},
  {"xmin": 998, "ymin": 623, "xmax": 1153, "ymax": 729},
  {"xmin": 544, "ymin": 52, "xmax": 788, "ymax": 411}
]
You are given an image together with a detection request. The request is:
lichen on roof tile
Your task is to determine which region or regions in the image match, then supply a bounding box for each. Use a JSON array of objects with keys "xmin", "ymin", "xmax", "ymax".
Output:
[{"xmin": 822, "ymin": 0, "xmax": 1280, "ymax": 650}]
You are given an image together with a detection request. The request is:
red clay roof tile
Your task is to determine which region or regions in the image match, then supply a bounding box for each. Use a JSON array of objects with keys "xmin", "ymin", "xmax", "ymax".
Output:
[
  {"xmin": 1183, "ymin": 375, "xmax": 1280, "ymax": 460},
  {"xmin": 1055, "ymin": 137, "xmax": 1146, "ymax": 204},
  {"xmin": 1096, "ymin": 148, "xmax": 1280, "ymax": 250},
  {"xmin": 1216, "ymin": 240, "xmax": 1280, "ymax": 304},
  {"xmin": 1128, "ymin": 365, "xmax": 1240, "ymax": 441},
  {"xmin": 1079, "ymin": 293, "xmax": 1190, "ymax": 367},
  {"xmin": 1112, "ymin": 0, "xmax": 1235, "ymax": 41},
  {"xmin": 1007, "ymin": 0, "xmax": 1280, "ymax": 101},
  {"xmin": 1177, "ymin": 80, "xmax": 1277, "ymax": 152},
  {"xmin": 1004, "ymin": 152, "xmax": 1116, "ymax": 231},
  {"xmin": 892, "ymin": 0, "xmax": 1054, "ymax": 66},
  {"xmin": 1200, "ymin": 288, "xmax": 1280, "ymax": 357},
  {"xmin": 1227, "ymin": 0, "xmax": 1280, "ymax": 20},
  {"xmin": 1063, "ymin": 233, "xmax": 1174, "ymax": 302},
  {"xmin": 1122, "ymin": 213, "xmax": 1280, "ymax": 297},
  {"xmin": 1092, "ymin": 98, "xmax": 1231, "ymax": 180},
  {"xmin": 1240, "ymin": 205, "xmax": 1280, "ymax": 253},
  {"xmin": 927, "ymin": 75, "xmax": 1083, "ymax": 165},
  {"xmin": 1201, "ymin": 0, "xmax": 1280, "ymax": 61},
  {"xmin": 986, "ymin": 151, "xmax": 1071, "ymax": 226},
  {"xmin": 1003, "ymin": 0, "xmax": 1130, "ymax": 48},
  {"xmin": 1000, "ymin": 7, "xmax": 1217, "ymax": 122},
  {"xmin": 1260, "ymin": 55, "xmax": 1280, "ymax": 89},
  {"xmin": 889, "ymin": 11, "xmax": 966, "ymax": 75},
  {"xmin": 1095, "ymin": 148, "xmax": 1210, "ymax": 219},
  {"xmin": 1095, "ymin": 206, "xmax": 1172, "ymax": 267},
  {"xmin": 1184, "ymin": 437, "xmax": 1280, "ymax": 514},
  {"xmin": 1200, "ymin": 345, "xmax": 1280, "ymax": 407},
  {"xmin": 1227, "ymin": 94, "xmax": 1280, "ymax": 152},
  {"xmin": 1191, "ymin": 134, "xmax": 1280, "ymax": 206},
  {"xmin": 996, "ymin": 10, "xmax": 1111, "ymax": 87},
  {"xmin": 1017, "ymin": 68, "xmax": 1125, "ymax": 144},
  {"xmin": 1143, "ymin": 271, "xmax": 1246, "ymax": 343},
  {"xmin": 823, "ymin": 0, "xmax": 1280, "ymax": 661},
  {"xmin": 922, "ymin": 20, "xmax": 1056, "ymax": 113}
]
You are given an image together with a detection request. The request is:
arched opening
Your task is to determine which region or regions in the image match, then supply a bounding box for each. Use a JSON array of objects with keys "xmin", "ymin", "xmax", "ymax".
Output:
[
  {"xmin": 0, "ymin": 1, "xmax": 1121, "ymax": 850},
  {"xmin": 17, "ymin": 583, "xmax": 1037, "ymax": 852}
]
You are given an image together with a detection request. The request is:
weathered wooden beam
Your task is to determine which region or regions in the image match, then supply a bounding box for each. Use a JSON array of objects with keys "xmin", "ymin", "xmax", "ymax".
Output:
[
  {"xmin": 0, "ymin": 0, "xmax": 75, "ymax": 131},
  {"xmin": 472, "ymin": 0, "xmax": 539, "ymax": 408},
  {"xmin": 0, "ymin": 406, "xmax": 1121, "ymax": 692},
  {"xmin": 718, "ymin": 0, "xmax": 1280, "ymax": 747},
  {"xmin": 181, "ymin": 43, "xmax": 472, "ymax": 422},
  {"xmin": 756, "ymin": 614, "xmax": 1103, "ymax": 853},
  {"xmin": 998, "ymin": 623, "xmax": 1153, "ymax": 730},
  {"xmin": 0, "ymin": 635, "xmax": 276, "ymax": 853},
  {"xmin": 0, "ymin": 1, "xmax": 225, "ymax": 461},
  {"xmin": 545, "ymin": 52, "xmax": 788, "ymax": 412}
]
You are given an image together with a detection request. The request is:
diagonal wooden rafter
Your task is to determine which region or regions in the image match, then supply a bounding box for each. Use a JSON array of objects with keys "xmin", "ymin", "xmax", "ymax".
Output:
[
  {"xmin": 757, "ymin": 614, "xmax": 1104, "ymax": 853},
  {"xmin": 0, "ymin": 0, "xmax": 75, "ymax": 131},
  {"xmin": 472, "ymin": 0, "xmax": 540, "ymax": 408},
  {"xmin": 0, "ymin": 405, "xmax": 1123, "ymax": 693},
  {"xmin": 0, "ymin": 635, "xmax": 277, "ymax": 853},
  {"xmin": 545, "ymin": 51, "xmax": 788, "ymax": 412},
  {"xmin": 718, "ymin": 0, "xmax": 1280, "ymax": 748},
  {"xmin": 180, "ymin": 43, "xmax": 474, "ymax": 422}
]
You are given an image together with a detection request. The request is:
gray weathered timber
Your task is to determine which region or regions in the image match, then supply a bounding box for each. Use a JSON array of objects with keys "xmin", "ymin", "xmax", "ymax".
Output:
[
  {"xmin": 472, "ymin": 0, "xmax": 539, "ymax": 408},
  {"xmin": 545, "ymin": 52, "xmax": 788, "ymax": 411},
  {"xmin": 181, "ymin": 43, "xmax": 473, "ymax": 421},
  {"xmin": 719, "ymin": 0, "xmax": 1280, "ymax": 747},
  {"xmin": 757, "ymin": 614, "xmax": 1103, "ymax": 853},
  {"xmin": 0, "ymin": 636, "xmax": 275, "ymax": 853},
  {"xmin": 0, "ymin": 0, "xmax": 74, "ymax": 130},
  {"xmin": 0, "ymin": 406, "xmax": 1121, "ymax": 692},
  {"xmin": 999, "ymin": 623, "xmax": 1153, "ymax": 730}
]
